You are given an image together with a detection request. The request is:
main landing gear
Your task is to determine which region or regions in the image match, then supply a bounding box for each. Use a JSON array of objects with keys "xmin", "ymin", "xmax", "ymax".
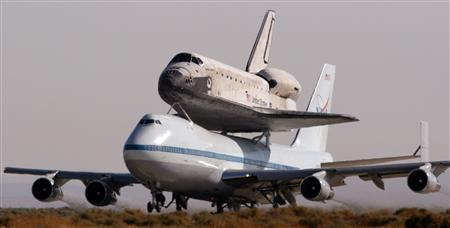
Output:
[
  {"xmin": 261, "ymin": 190, "xmax": 287, "ymax": 209},
  {"xmin": 272, "ymin": 192, "xmax": 287, "ymax": 208},
  {"xmin": 211, "ymin": 199, "xmax": 243, "ymax": 214},
  {"xmin": 211, "ymin": 200, "xmax": 224, "ymax": 214}
]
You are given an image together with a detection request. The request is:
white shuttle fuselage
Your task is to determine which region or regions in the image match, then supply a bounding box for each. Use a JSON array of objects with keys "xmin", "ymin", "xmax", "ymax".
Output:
[
  {"xmin": 159, "ymin": 52, "xmax": 300, "ymax": 111},
  {"xmin": 123, "ymin": 114, "xmax": 332, "ymax": 202},
  {"xmin": 157, "ymin": 52, "xmax": 313, "ymax": 133}
]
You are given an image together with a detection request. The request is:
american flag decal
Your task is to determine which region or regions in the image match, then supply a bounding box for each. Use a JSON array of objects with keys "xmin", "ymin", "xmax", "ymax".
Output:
[{"xmin": 325, "ymin": 74, "xmax": 331, "ymax": 81}]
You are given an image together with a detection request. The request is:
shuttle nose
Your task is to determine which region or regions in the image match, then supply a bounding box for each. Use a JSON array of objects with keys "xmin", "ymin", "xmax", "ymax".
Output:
[{"xmin": 159, "ymin": 68, "xmax": 191, "ymax": 88}]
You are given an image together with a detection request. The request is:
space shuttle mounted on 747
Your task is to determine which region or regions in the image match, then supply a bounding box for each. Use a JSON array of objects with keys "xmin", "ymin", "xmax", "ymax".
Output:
[
  {"xmin": 158, "ymin": 10, "xmax": 357, "ymax": 132},
  {"xmin": 3, "ymin": 10, "xmax": 449, "ymax": 214}
]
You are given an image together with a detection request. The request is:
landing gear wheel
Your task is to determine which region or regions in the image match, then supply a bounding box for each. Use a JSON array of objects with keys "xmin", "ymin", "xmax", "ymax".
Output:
[
  {"xmin": 155, "ymin": 193, "xmax": 165, "ymax": 213},
  {"xmin": 216, "ymin": 202, "xmax": 224, "ymax": 214},
  {"xmin": 230, "ymin": 203, "xmax": 241, "ymax": 212},
  {"xmin": 175, "ymin": 194, "xmax": 188, "ymax": 211},
  {"xmin": 147, "ymin": 202, "xmax": 154, "ymax": 213},
  {"xmin": 176, "ymin": 203, "xmax": 182, "ymax": 211},
  {"xmin": 155, "ymin": 201, "xmax": 162, "ymax": 213},
  {"xmin": 274, "ymin": 194, "xmax": 286, "ymax": 206},
  {"xmin": 181, "ymin": 197, "xmax": 188, "ymax": 209}
]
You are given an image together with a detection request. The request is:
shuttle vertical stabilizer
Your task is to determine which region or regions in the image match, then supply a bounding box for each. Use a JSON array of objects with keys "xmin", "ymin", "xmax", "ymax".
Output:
[{"xmin": 246, "ymin": 10, "xmax": 275, "ymax": 73}]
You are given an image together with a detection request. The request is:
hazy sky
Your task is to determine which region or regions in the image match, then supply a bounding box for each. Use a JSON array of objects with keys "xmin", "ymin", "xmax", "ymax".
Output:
[{"xmin": 1, "ymin": 1, "xmax": 449, "ymax": 209}]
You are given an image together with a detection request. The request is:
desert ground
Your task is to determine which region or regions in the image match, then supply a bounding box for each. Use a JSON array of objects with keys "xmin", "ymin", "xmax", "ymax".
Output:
[{"xmin": 0, "ymin": 206, "xmax": 449, "ymax": 228}]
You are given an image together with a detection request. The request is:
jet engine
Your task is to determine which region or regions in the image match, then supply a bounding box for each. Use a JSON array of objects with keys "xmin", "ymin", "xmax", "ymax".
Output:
[
  {"xmin": 300, "ymin": 175, "xmax": 334, "ymax": 201},
  {"xmin": 407, "ymin": 168, "xmax": 441, "ymax": 193},
  {"xmin": 31, "ymin": 177, "xmax": 63, "ymax": 202},
  {"xmin": 257, "ymin": 68, "xmax": 301, "ymax": 100},
  {"xmin": 85, "ymin": 180, "xmax": 118, "ymax": 206}
]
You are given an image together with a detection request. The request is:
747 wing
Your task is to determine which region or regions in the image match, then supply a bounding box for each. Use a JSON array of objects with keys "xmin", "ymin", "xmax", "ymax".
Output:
[
  {"xmin": 221, "ymin": 161, "xmax": 450, "ymax": 202},
  {"xmin": 4, "ymin": 167, "xmax": 140, "ymax": 206}
]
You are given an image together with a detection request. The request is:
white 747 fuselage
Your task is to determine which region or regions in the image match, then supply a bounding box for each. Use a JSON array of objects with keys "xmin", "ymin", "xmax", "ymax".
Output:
[{"xmin": 123, "ymin": 113, "xmax": 332, "ymax": 203}]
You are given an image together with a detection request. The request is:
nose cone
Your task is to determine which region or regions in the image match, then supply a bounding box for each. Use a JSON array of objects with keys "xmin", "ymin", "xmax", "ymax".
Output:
[{"xmin": 159, "ymin": 68, "xmax": 191, "ymax": 89}]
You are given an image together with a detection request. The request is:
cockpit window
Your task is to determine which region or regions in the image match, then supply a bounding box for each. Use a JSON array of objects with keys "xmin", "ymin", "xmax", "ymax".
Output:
[
  {"xmin": 169, "ymin": 53, "xmax": 203, "ymax": 65},
  {"xmin": 191, "ymin": 57, "xmax": 203, "ymax": 65},
  {"xmin": 169, "ymin": 53, "xmax": 192, "ymax": 64},
  {"xmin": 139, "ymin": 119, "xmax": 162, "ymax": 125}
]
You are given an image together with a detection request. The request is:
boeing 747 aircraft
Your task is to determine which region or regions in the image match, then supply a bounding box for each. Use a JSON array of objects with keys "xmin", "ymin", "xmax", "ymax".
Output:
[{"xmin": 5, "ymin": 63, "xmax": 450, "ymax": 213}]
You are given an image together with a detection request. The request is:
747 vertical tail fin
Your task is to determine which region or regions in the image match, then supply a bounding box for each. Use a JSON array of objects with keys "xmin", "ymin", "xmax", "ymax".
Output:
[
  {"xmin": 420, "ymin": 121, "xmax": 429, "ymax": 162},
  {"xmin": 291, "ymin": 64, "xmax": 336, "ymax": 151}
]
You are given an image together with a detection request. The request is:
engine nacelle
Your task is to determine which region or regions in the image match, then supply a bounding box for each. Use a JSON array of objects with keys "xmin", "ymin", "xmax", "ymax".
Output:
[
  {"xmin": 300, "ymin": 176, "xmax": 334, "ymax": 201},
  {"xmin": 257, "ymin": 68, "xmax": 301, "ymax": 100},
  {"xmin": 31, "ymin": 178, "xmax": 63, "ymax": 202},
  {"xmin": 85, "ymin": 180, "xmax": 118, "ymax": 206},
  {"xmin": 407, "ymin": 168, "xmax": 441, "ymax": 193}
]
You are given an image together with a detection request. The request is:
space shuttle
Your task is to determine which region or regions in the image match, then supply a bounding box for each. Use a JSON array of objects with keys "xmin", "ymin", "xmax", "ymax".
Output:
[{"xmin": 158, "ymin": 10, "xmax": 357, "ymax": 132}]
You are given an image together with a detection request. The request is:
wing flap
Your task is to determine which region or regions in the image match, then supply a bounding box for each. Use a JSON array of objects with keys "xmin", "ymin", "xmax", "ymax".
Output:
[{"xmin": 321, "ymin": 155, "xmax": 420, "ymax": 168}]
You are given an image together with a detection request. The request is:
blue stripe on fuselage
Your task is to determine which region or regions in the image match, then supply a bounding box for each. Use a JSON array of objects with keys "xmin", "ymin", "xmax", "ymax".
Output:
[{"xmin": 124, "ymin": 144, "xmax": 298, "ymax": 170}]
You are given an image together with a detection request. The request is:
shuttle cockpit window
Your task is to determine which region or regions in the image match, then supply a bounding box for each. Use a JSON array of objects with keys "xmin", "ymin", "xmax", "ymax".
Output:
[
  {"xmin": 191, "ymin": 57, "xmax": 203, "ymax": 65},
  {"xmin": 139, "ymin": 119, "xmax": 162, "ymax": 126},
  {"xmin": 169, "ymin": 53, "xmax": 203, "ymax": 66},
  {"xmin": 169, "ymin": 53, "xmax": 192, "ymax": 64}
]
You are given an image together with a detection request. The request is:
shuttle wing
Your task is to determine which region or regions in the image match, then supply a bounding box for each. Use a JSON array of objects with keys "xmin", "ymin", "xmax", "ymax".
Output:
[
  {"xmin": 221, "ymin": 161, "xmax": 450, "ymax": 189},
  {"xmin": 174, "ymin": 93, "xmax": 358, "ymax": 133}
]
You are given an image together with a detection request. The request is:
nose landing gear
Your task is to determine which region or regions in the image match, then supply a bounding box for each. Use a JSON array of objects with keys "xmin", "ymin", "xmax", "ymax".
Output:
[
  {"xmin": 147, "ymin": 191, "xmax": 166, "ymax": 213},
  {"xmin": 146, "ymin": 190, "xmax": 189, "ymax": 213},
  {"xmin": 147, "ymin": 201, "xmax": 154, "ymax": 213}
]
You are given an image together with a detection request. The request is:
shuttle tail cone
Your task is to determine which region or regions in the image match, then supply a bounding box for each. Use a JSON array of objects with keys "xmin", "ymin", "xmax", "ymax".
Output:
[
  {"xmin": 291, "ymin": 64, "xmax": 336, "ymax": 151},
  {"xmin": 420, "ymin": 121, "xmax": 429, "ymax": 162}
]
